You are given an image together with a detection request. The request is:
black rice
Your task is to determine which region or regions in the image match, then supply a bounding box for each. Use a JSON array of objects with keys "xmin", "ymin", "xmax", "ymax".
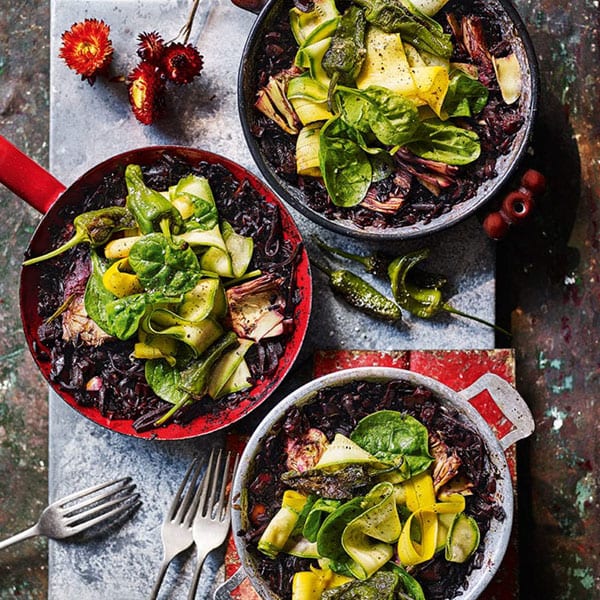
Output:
[
  {"xmin": 242, "ymin": 379, "xmax": 504, "ymax": 600},
  {"xmin": 33, "ymin": 153, "xmax": 301, "ymax": 430},
  {"xmin": 250, "ymin": 0, "xmax": 526, "ymax": 230}
]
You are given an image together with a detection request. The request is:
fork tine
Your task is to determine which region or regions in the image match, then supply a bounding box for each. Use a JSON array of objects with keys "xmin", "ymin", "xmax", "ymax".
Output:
[
  {"xmin": 55, "ymin": 477, "xmax": 132, "ymax": 507},
  {"xmin": 63, "ymin": 491, "xmax": 139, "ymax": 527},
  {"xmin": 224, "ymin": 453, "xmax": 240, "ymax": 519},
  {"xmin": 60, "ymin": 483, "xmax": 136, "ymax": 517},
  {"xmin": 172, "ymin": 458, "xmax": 204, "ymax": 523},
  {"xmin": 214, "ymin": 451, "xmax": 238, "ymax": 521},
  {"xmin": 66, "ymin": 495, "xmax": 142, "ymax": 535},
  {"xmin": 206, "ymin": 449, "xmax": 225, "ymax": 519},
  {"xmin": 183, "ymin": 453, "xmax": 212, "ymax": 528},
  {"xmin": 196, "ymin": 448, "xmax": 219, "ymax": 518},
  {"xmin": 167, "ymin": 456, "xmax": 201, "ymax": 522},
  {"xmin": 214, "ymin": 452, "xmax": 231, "ymax": 520}
]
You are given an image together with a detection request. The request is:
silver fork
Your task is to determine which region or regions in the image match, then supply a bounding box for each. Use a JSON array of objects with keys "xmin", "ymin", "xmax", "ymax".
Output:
[
  {"xmin": 149, "ymin": 456, "xmax": 205, "ymax": 600},
  {"xmin": 187, "ymin": 448, "xmax": 240, "ymax": 600},
  {"xmin": 0, "ymin": 477, "xmax": 139, "ymax": 550}
]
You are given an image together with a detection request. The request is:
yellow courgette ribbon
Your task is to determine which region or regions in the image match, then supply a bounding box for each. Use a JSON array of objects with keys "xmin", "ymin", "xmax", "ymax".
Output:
[
  {"xmin": 292, "ymin": 567, "xmax": 352, "ymax": 600},
  {"xmin": 397, "ymin": 472, "xmax": 466, "ymax": 566},
  {"xmin": 102, "ymin": 257, "xmax": 143, "ymax": 298}
]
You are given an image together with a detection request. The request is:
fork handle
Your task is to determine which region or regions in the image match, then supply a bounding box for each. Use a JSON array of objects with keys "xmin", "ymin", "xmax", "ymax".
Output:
[
  {"xmin": 0, "ymin": 523, "xmax": 42, "ymax": 550},
  {"xmin": 187, "ymin": 549, "xmax": 209, "ymax": 600},
  {"xmin": 149, "ymin": 559, "xmax": 172, "ymax": 600}
]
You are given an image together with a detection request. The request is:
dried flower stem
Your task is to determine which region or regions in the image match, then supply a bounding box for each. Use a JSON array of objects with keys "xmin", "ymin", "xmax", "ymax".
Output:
[{"xmin": 173, "ymin": 0, "xmax": 202, "ymax": 45}]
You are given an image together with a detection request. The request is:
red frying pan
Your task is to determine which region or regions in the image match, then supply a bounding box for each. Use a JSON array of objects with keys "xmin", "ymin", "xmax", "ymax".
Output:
[{"xmin": 0, "ymin": 135, "xmax": 312, "ymax": 440}]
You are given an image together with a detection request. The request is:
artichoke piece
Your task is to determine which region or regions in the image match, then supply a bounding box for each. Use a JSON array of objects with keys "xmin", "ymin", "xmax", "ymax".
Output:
[{"xmin": 492, "ymin": 53, "xmax": 522, "ymax": 104}]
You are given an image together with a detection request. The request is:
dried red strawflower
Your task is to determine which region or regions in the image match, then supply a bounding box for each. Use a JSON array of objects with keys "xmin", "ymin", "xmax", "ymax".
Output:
[
  {"xmin": 127, "ymin": 62, "xmax": 166, "ymax": 125},
  {"xmin": 61, "ymin": 0, "xmax": 205, "ymax": 124},
  {"xmin": 161, "ymin": 42, "xmax": 204, "ymax": 85},
  {"xmin": 59, "ymin": 18, "xmax": 113, "ymax": 84},
  {"xmin": 136, "ymin": 31, "xmax": 165, "ymax": 64}
]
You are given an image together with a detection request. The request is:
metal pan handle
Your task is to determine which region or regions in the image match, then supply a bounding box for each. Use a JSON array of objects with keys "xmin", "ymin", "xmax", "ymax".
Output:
[
  {"xmin": 0, "ymin": 135, "xmax": 66, "ymax": 214},
  {"xmin": 213, "ymin": 566, "xmax": 247, "ymax": 600},
  {"xmin": 459, "ymin": 372, "xmax": 535, "ymax": 451}
]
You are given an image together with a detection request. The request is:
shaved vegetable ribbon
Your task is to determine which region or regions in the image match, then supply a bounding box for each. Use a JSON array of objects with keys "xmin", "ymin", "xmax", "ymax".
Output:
[
  {"xmin": 397, "ymin": 472, "xmax": 465, "ymax": 566},
  {"xmin": 292, "ymin": 566, "xmax": 353, "ymax": 599},
  {"xmin": 342, "ymin": 482, "xmax": 401, "ymax": 579},
  {"xmin": 258, "ymin": 490, "xmax": 309, "ymax": 558}
]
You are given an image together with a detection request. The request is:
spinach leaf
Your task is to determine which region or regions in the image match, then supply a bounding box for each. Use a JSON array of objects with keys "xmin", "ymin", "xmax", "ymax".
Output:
[
  {"xmin": 105, "ymin": 293, "xmax": 154, "ymax": 340},
  {"xmin": 105, "ymin": 291, "xmax": 178, "ymax": 341},
  {"xmin": 145, "ymin": 358, "xmax": 190, "ymax": 406},
  {"xmin": 338, "ymin": 85, "xmax": 420, "ymax": 147},
  {"xmin": 84, "ymin": 250, "xmax": 117, "ymax": 335},
  {"xmin": 316, "ymin": 497, "xmax": 365, "ymax": 576},
  {"xmin": 85, "ymin": 251, "xmax": 177, "ymax": 340},
  {"xmin": 370, "ymin": 149, "xmax": 395, "ymax": 182},
  {"xmin": 442, "ymin": 71, "xmax": 489, "ymax": 118},
  {"xmin": 388, "ymin": 563, "xmax": 426, "ymax": 600},
  {"xmin": 350, "ymin": 410, "xmax": 433, "ymax": 478},
  {"xmin": 407, "ymin": 119, "xmax": 481, "ymax": 165},
  {"xmin": 129, "ymin": 233, "xmax": 202, "ymax": 295},
  {"xmin": 319, "ymin": 116, "xmax": 372, "ymax": 207},
  {"xmin": 303, "ymin": 498, "xmax": 341, "ymax": 542}
]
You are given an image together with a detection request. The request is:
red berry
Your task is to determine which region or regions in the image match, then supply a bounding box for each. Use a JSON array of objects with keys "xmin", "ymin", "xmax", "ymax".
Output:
[
  {"xmin": 520, "ymin": 169, "xmax": 546, "ymax": 196},
  {"xmin": 501, "ymin": 189, "xmax": 534, "ymax": 224},
  {"xmin": 483, "ymin": 211, "xmax": 510, "ymax": 239}
]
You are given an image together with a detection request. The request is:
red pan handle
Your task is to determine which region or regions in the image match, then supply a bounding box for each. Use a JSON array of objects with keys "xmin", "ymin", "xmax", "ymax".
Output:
[{"xmin": 0, "ymin": 135, "xmax": 67, "ymax": 214}]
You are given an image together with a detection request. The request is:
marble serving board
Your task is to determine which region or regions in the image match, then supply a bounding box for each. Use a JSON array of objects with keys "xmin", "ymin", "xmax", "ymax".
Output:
[{"xmin": 48, "ymin": 1, "xmax": 495, "ymax": 598}]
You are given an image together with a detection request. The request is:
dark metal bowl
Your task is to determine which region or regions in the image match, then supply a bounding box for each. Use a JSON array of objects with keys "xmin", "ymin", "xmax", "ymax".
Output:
[{"xmin": 238, "ymin": 0, "xmax": 539, "ymax": 241}]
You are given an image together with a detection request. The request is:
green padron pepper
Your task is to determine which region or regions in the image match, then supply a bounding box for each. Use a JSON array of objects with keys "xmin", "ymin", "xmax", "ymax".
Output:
[
  {"xmin": 388, "ymin": 248, "xmax": 510, "ymax": 335},
  {"xmin": 313, "ymin": 259, "xmax": 402, "ymax": 323},
  {"xmin": 125, "ymin": 164, "xmax": 183, "ymax": 237},
  {"xmin": 23, "ymin": 206, "xmax": 136, "ymax": 266},
  {"xmin": 322, "ymin": 6, "xmax": 367, "ymax": 106},
  {"xmin": 388, "ymin": 248, "xmax": 443, "ymax": 318}
]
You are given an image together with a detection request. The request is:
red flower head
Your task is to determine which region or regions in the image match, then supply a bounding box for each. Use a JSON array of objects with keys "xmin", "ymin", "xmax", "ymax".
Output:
[
  {"xmin": 127, "ymin": 62, "xmax": 166, "ymax": 125},
  {"xmin": 59, "ymin": 18, "xmax": 113, "ymax": 84},
  {"xmin": 161, "ymin": 43, "xmax": 203, "ymax": 85},
  {"xmin": 137, "ymin": 31, "xmax": 165, "ymax": 64}
]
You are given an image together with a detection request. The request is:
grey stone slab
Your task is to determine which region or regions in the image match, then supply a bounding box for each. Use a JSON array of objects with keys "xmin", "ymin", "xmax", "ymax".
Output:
[{"xmin": 48, "ymin": 0, "xmax": 496, "ymax": 598}]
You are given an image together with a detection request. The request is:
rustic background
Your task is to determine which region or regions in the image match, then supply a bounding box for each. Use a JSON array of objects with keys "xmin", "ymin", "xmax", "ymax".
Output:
[{"xmin": 0, "ymin": 0, "xmax": 598, "ymax": 597}]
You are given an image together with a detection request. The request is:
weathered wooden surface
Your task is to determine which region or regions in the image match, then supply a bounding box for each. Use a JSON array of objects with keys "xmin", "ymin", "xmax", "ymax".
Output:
[{"xmin": 0, "ymin": 0, "xmax": 598, "ymax": 597}]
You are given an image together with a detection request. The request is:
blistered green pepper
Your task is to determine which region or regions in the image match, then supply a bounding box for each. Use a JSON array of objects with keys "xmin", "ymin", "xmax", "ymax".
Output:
[
  {"xmin": 314, "ymin": 236, "xmax": 447, "ymax": 288},
  {"xmin": 125, "ymin": 164, "xmax": 183, "ymax": 237},
  {"xmin": 322, "ymin": 6, "xmax": 367, "ymax": 105},
  {"xmin": 23, "ymin": 206, "xmax": 136, "ymax": 266},
  {"xmin": 388, "ymin": 248, "xmax": 510, "ymax": 335},
  {"xmin": 388, "ymin": 249, "xmax": 443, "ymax": 318},
  {"xmin": 313, "ymin": 259, "xmax": 402, "ymax": 322}
]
